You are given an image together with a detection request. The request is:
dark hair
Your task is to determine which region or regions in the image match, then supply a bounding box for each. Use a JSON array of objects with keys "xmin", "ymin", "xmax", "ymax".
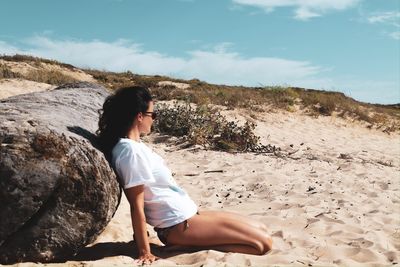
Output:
[{"xmin": 96, "ymin": 86, "xmax": 153, "ymax": 159}]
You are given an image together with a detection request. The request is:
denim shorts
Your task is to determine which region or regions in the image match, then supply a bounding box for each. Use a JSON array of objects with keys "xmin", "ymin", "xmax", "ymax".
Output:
[{"xmin": 154, "ymin": 211, "xmax": 199, "ymax": 245}]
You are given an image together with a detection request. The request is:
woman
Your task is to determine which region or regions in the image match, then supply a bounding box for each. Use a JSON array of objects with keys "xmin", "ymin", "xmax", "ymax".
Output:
[{"xmin": 97, "ymin": 86, "xmax": 272, "ymax": 264}]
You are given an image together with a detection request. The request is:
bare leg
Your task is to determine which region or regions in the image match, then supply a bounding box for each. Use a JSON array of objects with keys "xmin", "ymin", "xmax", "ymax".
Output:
[
  {"xmin": 166, "ymin": 211, "xmax": 272, "ymax": 255},
  {"xmin": 199, "ymin": 210, "xmax": 268, "ymax": 232}
]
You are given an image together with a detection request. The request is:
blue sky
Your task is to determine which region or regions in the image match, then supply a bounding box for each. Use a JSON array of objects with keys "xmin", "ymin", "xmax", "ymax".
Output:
[{"xmin": 0, "ymin": 0, "xmax": 399, "ymax": 104}]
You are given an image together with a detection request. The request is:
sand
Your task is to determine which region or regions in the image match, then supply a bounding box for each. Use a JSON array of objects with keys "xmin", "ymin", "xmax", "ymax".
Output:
[
  {"xmin": 157, "ymin": 81, "xmax": 191, "ymax": 90},
  {"xmin": 0, "ymin": 59, "xmax": 96, "ymax": 83},
  {"xmin": 1, "ymin": 84, "xmax": 399, "ymax": 266},
  {"xmin": 0, "ymin": 78, "xmax": 56, "ymax": 99}
]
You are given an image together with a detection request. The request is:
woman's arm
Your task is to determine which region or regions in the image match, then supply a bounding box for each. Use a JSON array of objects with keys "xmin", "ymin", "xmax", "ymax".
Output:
[{"xmin": 124, "ymin": 185, "xmax": 157, "ymax": 264}]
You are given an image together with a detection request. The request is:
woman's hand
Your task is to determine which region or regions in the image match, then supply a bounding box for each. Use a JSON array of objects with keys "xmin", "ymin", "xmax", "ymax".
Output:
[{"xmin": 135, "ymin": 252, "xmax": 158, "ymax": 265}]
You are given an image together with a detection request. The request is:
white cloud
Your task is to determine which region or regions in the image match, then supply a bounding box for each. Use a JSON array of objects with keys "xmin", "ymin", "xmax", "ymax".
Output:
[
  {"xmin": 232, "ymin": 0, "xmax": 360, "ymax": 20},
  {"xmin": 368, "ymin": 11, "xmax": 400, "ymax": 27},
  {"xmin": 0, "ymin": 41, "xmax": 20, "ymax": 55},
  {"xmin": 367, "ymin": 11, "xmax": 400, "ymax": 40},
  {"xmin": 22, "ymin": 36, "xmax": 186, "ymax": 74},
  {"xmin": 389, "ymin": 31, "xmax": 400, "ymax": 40},
  {"xmin": 183, "ymin": 49, "xmax": 321, "ymax": 85},
  {"xmin": 0, "ymin": 36, "xmax": 397, "ymax": 104},
  {"xmin": 0, "ymin": 37, "xmax": 321, "ymax": 86},
  {"xmin": 331, "ymin": 79, "xmax": 400, "ymax": 104},
  {"xmin": 295, "ymin": 7, "xmax": 321, "ymax": 20}
]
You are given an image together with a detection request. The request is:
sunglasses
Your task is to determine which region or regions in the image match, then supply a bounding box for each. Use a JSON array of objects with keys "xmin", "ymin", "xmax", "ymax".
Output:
[{"xmin": 143, "ymin": 112, "xmax": 157, "ymax": 120}]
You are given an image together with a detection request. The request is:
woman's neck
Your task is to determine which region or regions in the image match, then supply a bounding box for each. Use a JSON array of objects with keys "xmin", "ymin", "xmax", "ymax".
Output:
[{"xmin": 126, "ymin": 127, "xmax": 140, "ymax": 142}]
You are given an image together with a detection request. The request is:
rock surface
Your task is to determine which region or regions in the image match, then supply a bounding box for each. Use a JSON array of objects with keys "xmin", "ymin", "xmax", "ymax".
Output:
[{"xmin": 0, "ymin": 82, "xmax": 121, "ymax": 264}]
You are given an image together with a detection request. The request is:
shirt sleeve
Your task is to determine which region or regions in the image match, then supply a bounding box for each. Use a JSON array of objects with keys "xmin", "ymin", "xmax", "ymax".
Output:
[{"xmin": 115, "ymin": 145, "xmax": 156, "ymax": 189}]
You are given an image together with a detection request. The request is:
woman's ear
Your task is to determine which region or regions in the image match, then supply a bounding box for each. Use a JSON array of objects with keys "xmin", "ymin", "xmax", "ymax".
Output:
[
  {"xmin": 132, "ymin": 113, "xmax": 142, "ymax": 127},
  {"xmin": 137, "ymin": 112, "xmax": 143, "ymax": 123}
]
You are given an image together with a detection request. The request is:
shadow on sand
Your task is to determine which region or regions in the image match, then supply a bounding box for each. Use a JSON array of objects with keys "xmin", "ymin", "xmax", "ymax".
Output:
[{"xmin": 68, "ymin": 241, "xmax": 203, "ymax": 263}]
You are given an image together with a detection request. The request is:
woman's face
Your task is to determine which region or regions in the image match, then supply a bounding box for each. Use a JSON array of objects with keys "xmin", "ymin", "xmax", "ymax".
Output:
[{"xmin": 138, "ymin": 101, "xmax": 155, "ymax": 135}]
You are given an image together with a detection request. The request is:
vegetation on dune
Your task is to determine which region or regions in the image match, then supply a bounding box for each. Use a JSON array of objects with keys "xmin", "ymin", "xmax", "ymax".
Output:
[
  {"xmin": 0, "ymin": 55, "xmax": 78, "ymax": 85},
  {"xmin": 0, "ymin": 54, "xmax": 76, "ymax": 70},
  {"xmin": 0, "ymin": 63, "xmax": 78, "ymax": 85},
  {"xmin": 0, "ymin": 63, "xmax": 21, "ymax": 79},
  {"xmin": 153, "ymin": 102, "xmax": 279, "ymax": 154},
  {"xmin": 1, "ymin": 54, "xmax": 399, "ymax": 143},
  {"xmin": 24, "ymin": 69, "xmax": 79, "ymax": 85}
]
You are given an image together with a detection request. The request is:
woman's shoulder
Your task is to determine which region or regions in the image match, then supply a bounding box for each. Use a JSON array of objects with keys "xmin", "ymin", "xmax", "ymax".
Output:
[
  {"xmin": 112, "ymin": 138, "xmax": 150, "ymax": 157},
  {"xmin": 113, "ymin": 138, "xmax": 138, "ymax": 151},
  {"xmin": 112, "ymin": 139, "xmax": 155, "ymax": 169}
]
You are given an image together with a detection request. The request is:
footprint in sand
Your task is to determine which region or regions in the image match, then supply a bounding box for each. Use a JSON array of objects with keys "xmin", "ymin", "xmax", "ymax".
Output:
[
  {"xmin": 343, "ymin": 247, "xmax": 362, "ymax": 257},
  {"xmin": 366, "ymin": 191, "xmax": 379, "ymax": 198},
  {"xmin": 328, "ymin": 230, "xmax": 343, "ymax": 236},
  {"xmin": 377, "ymin": 181, "xmax": 389, "ymax": 190},
  {"xmin": 271, "ymin": 230, "xmax": 284, "ymax": 238},
  {"xmin": 341, "ymin": 224, "xmax": 365, "ymax": 235},
  {"xmin": 348, "ymin": 247, "xmax": 381, "ymax": 262},
  {"xmin": 318, "ymin": 214, "xmax": 345, "ymax": 224},
  {"xmin": 384, "ymin": 251, "xmax": 398, "ymax": 264},
  {"xmin": 347, "ymin": 237, "xmax": 374, "ymax": 248}
]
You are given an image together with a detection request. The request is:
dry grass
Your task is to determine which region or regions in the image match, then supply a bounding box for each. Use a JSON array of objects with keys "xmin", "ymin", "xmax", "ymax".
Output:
[
  {"xmin": 2, "ymin": 54, "xmax": 399, "ymax": 132},
  {"xmin": 0, "ymin": 63, "xmax": 21, "ymax": 79},
  {"xmin": 154, "ymin": 102, "xmax": 277, "ymax": 153},
  {"xmin": 1, "ymin": 55, "xmax": 79, "ymax": 85},
  {"xmin": 23, "ymin": 69, "xmax": 78, "ymax": 85},
  {"xmin": 0, "ymin": 54, "xmax": 75, "ymax": 70},
  {"xmin": 84, "ymin": 69, "xmax": 134, "ymax": 90}
]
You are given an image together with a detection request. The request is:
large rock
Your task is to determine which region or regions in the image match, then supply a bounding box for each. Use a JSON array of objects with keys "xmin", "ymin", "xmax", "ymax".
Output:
[{"xmin": 0, "ymin": 82, "xmax": 121, "ymax": 264}]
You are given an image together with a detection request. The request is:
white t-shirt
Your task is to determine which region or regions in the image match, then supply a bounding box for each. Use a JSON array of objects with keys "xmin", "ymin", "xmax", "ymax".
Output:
[{"xmin": 112, "ymin": 138, "xmax": 198, "ymax": 228}]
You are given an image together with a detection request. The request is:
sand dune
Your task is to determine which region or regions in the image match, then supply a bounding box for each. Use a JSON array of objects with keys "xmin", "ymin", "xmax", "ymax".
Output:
[
  {"xmin": 1, "ymin": 85, "xmax": 399, "ymax": 266},
  {"xmin": 0, "ymin": 78, "xmax": 56, "ymax": 99},
  {"xmin": 0, "ymin": 59, "xmax": 95, "ymax": 83}
]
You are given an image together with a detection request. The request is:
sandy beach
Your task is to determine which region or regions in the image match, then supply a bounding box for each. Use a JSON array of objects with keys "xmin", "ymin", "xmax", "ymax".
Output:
[{"xmin": 1, "ymin": 83, "xmax": 399, "ymax": 266}]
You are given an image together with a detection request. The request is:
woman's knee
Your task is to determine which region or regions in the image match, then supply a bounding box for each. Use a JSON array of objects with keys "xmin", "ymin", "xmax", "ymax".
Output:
[
  {"xmin": 255, "ymin": 235, "xmax": 272, "ymax": 255},
  {"xmin": 257, "ymin": 222, "xmax": 268, "ymax": 232},
  {"xmin": 263, "ymin": 235, "xmax": 273, "ymax": 254}
]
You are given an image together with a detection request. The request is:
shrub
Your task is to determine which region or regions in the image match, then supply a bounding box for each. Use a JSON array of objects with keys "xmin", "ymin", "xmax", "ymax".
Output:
[
  {"xmin": 24, "ymin": 69, "xmax": 78, "ymax": 85},
  {"xmin": 0, "ymin": 64, "xmax": 21, "ymax": 79},
  {"xmin": 84, "ymin": 69, "xmax": 134, "ymax": 89},
  {"xmin": 153, "ymin": 101, "xmax": 278, "ymax": 153},
  {"xmin": 259, "ymin": 86, "xmax": 295, "ymax": 108}
]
